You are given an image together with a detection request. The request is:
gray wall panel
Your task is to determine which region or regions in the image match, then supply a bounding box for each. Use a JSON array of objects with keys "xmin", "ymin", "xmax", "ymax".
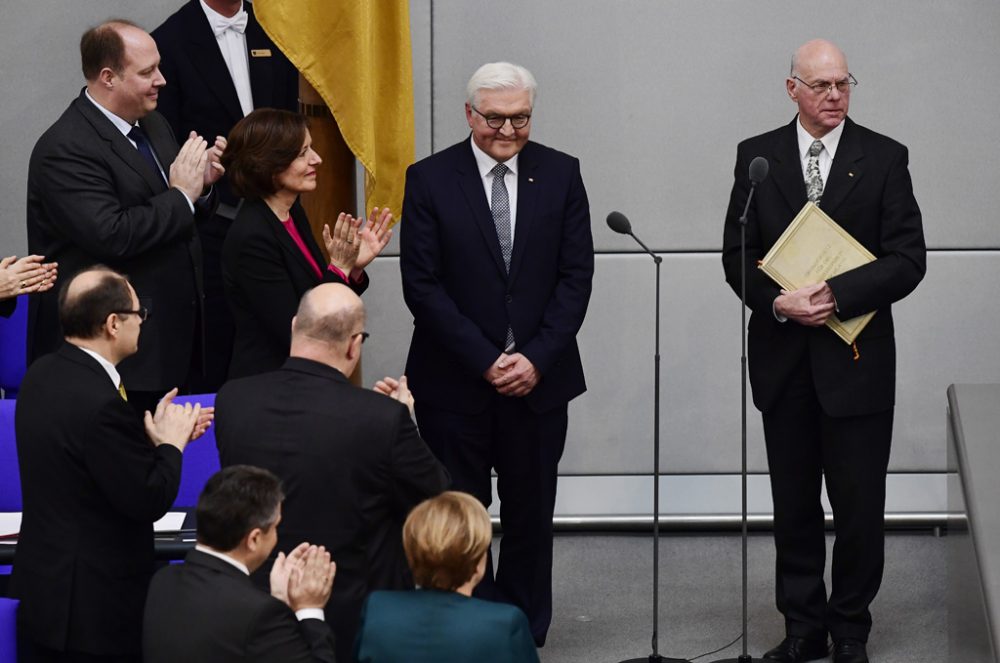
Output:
[{"xmin": 429, "ymin": 0, "xmax": 1000, "ymax": 252}]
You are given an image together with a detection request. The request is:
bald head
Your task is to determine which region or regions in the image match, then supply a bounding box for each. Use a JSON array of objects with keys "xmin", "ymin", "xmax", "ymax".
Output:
[
  {"xmin": 791, "ymin": 39, "xmax": 848, "ymax": 78},
  {"xmin": 292, "ymin": 284, "xmax": 365, "ymax": 347},
  {"xmin": 59, "ymin": 267, "xmax": 134, "ymax": 340}
]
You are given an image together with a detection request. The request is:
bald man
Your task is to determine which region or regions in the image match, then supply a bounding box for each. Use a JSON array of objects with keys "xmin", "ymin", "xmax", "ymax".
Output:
[
  {"xmin": 26, "ymin": 19, "xmax": 226, "ymax": 417},
  {"xmin": 722, "ymin": 40, "xmax": 925, "ymax": 663},
  {"xmin": 215, "ymin": 284, "xmax": 448, "ymax": 663},
  {"xmin": 12, "ymin": 267, "xmax": 211, "ymax": 662}
]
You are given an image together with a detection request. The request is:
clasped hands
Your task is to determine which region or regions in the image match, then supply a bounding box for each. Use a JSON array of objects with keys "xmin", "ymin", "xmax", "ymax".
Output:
[
  {"xmin": 143, "ymin": 387, "xmax": 215, "ymax": 452},
  {"xmin": 168, "ymin": 131, "xmax": 226, "ymax": 203},
  {"xmin": 774, "ymin": 281, "xmax": 836, "ymax": 327},
  {"xmin": 322, "ymin": 207, "xmax": 393, "ymax": 280},
  {"xmin": 484, "ymin": 352, "xmax": 539, "ymax": 397},
  {"xmin": 0, "ymin": 255, "xmax": 58, "ymax": 300},
  {"xmin": 270, "ymin": 542, "xmax": 336, "ymax": 611}
]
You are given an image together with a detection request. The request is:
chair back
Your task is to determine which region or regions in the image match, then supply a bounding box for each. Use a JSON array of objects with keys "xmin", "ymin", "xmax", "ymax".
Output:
[
  {"xmin": 0, "ymin": 296, "xmax": 28, "ymax": 398},
  {"xmin": 0, "ymin": 400, "xmax": 20, "ymax": 511},
  {"xmin": 0, "ymin": 598, "xmax": 17, "ymax": 662},
  {"xmin": 172, "ymin": 393, "xmax": 220, "ymax": 508}
]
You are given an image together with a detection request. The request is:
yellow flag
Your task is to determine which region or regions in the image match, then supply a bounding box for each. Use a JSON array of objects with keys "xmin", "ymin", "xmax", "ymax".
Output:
[{"xmin": 255, "ymin": 0, "xmax": 415, "ymax": 224}]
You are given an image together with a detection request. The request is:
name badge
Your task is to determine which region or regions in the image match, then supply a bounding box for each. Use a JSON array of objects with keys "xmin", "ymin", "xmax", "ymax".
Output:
[{"xmin": 251, "ymin": 49, "xmax": 272, "ymax": 58}]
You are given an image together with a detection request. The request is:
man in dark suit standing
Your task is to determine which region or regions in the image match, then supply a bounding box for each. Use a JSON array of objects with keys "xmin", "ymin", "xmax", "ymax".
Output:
[
  {"xmin": 12, "ymin": 267, "xmax": 208, "ymax": 662},
  {"xmin": 144, "ymin": 465, "xmax": 336, "ymax": 663},
  {"xmin": 26, "ymin": 19, "xmax": 225, "ymax": 416},
  {"xmin": 215, "ymin": 283, "xmax": 448, "ymax": 663},
  {"xmin": 153, "ymin": 0, "xmax": 300, "ymax": 390},
  {"xmin": 399, "ymin": 61, "xmax": 594, "ymax": 646},
  {"xmin": 722, "ymin": 40, "xmax": 926, "ymax": 663}
]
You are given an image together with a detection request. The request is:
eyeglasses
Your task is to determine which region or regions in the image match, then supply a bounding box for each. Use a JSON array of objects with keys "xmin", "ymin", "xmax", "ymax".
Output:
[
  {"xmin": 792, "ymin": 73, "xmax": 858, "ymax": 96},
  {"xmin": 471, "ymin": 106, "xmax": 531, "ymax": 130},
  {"xmin": 114, "ymin": 306, "xmax": 149, "ymax": 321},
  {"xmin": 351, "ymin": 331, "xmax": 370, "ymax": 344}
]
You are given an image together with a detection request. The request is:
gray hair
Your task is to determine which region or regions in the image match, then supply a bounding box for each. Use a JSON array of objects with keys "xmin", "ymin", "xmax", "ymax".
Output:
[{"xmin": 465, "ymin": 62, "xmax": 537, "ymax": 108}]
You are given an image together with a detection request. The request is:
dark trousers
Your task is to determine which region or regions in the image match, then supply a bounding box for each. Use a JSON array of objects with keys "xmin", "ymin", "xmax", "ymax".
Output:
[
  {"xmin": 416, "ymin": 396, "xmax": 567, "ymax": 645},
  {"xmin": 762, "ymin": 360, "xmax": 893, "ymax": 643}
]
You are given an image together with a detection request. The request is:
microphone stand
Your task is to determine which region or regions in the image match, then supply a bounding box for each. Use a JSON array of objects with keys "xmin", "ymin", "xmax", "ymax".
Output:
[
  {"xmin": 711, "ymin": 179, "xmax": 765, "ymax": 663},
  {"xmin": 614, "ymin": 222, "xmax": 689, "ymax": 663}
]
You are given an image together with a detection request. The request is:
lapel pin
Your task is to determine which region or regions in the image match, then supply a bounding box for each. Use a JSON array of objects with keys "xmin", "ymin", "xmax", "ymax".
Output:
[
  {"xmin": 848, "ymin": 172, "xmax": 854, "ymax": 177},
  {"xmin": 528, "ymin": 177, "xmax": 534, "ymax": 183},
  {"xmin": 251, "ymin": 49, "xmax": 272, "ymax": 58}
]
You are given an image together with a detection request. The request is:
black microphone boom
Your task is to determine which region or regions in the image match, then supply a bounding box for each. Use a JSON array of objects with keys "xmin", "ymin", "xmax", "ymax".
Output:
[
  {"xmin": 739, "ymin": 157, "xmax": 769, "ymax": 226},
  {"xmin": 606, "ymin": 211, "xmax": 659, "ymax": 262}
]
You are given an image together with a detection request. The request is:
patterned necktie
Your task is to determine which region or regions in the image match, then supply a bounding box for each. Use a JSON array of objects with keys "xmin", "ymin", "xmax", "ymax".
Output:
[
  {"xmin": 490, "ymin": 163, "xmax": 515, "ymax": 351},
  {"xmin": 128, "ymin": 125, "xmax": 167, "ymax": 185},
  {"xmin": 805, "ymin": 139, "xmax": 825, "ymax": 204},
  {"xmin": 118, "ymin": 382, "xmax": 128, "ymax": 402}
]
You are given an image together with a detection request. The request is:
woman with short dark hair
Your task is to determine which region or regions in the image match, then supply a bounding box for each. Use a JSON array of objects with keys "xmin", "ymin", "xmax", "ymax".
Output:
[
  {"xmin": 220, "ymin": 108, "xmax": 390, "ymax": 379},
  {"xmin": 355, "ymin": 491, "xmax": 539, "ymax": 663}
]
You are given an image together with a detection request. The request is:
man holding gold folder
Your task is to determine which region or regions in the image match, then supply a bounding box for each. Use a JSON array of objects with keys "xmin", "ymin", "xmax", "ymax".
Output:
[{"xmin": 721, "ymin": 39, "xmax": 926, "ymax": 663}]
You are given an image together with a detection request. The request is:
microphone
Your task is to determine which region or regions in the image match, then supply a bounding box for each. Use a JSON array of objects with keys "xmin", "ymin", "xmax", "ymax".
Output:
[
  {"xmin": 606, "ymin": 211, "xmax": 660, "ymax": 263},
  {"xmin": 739, "ymin": 156, "xmax": 769, "ymax": 225},
  {"xmin": 749, "ymin": 155, "xmax": 769, "ymax": 185}
]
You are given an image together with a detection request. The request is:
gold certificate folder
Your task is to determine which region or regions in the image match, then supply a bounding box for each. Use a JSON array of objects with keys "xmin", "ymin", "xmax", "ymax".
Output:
[{"xmin": 758, "ymin": 202, "xmax": 876, "ymax": 344}]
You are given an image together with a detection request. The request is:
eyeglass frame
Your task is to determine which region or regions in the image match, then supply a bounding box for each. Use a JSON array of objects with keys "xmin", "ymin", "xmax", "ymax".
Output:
[
  {"xmin": 792, "ymin": 73, "xmax": 858, "ymax": 96},
  {"xmin": 351, "ymin": 331, "xmax": 370, "ymax": 344},
  {"xmin": 113, "ymin": 306, "xmax": 149, "ymax": 321},
  {"xmin": 470, "ymin": 106, "xmax": 531, "ymax": 130}
]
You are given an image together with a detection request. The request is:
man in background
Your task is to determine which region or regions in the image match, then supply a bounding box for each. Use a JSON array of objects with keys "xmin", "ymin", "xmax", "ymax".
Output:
[
  {"xmin": 27, "ymin": 19, "xmax": 224, "ymax": 415},
  {"xmin": 153, "ymin": 0, "xmax": 299, "ymax": 389},
  {"xmin": 215, "ymin": 283, "xmax": 448, "ymax": 663},
  {"xmin": 143, "ymin": 465, "xmax": 336, "ymax": 662},
  {"xmin": 13, "ymin": 267, "xmax": 210, "ymax": 662}
]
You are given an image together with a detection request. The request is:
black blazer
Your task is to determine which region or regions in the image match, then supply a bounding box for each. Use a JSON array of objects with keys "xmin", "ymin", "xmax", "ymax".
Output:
[
  {"xmin": 400, "ymin": 139, "xmax": 595, "ymax": 414},
  {"xmin": 26, "ymin": 91, "xmax": 209, "ymax": 391},
  {"xmin": 152, "ymin": 0, "xmax": 299, "ymax": 208},
  {"xmin": 215, "ymin": 357, "xmax": 448, "ymax": 663},
  {"xmin": 222, "ymin": 197, "xmax": 369, "ymax": 379},
  {"xmin": 722, "ymin": 117, "xmax": 926, "ymax": 416},
  {"xmin": 11, "ymin": 343, "xmax": 182, "ymax": 655},
  {"xmin": 143, "ymin": 549, "xmax": 335, "ymax": 663}
]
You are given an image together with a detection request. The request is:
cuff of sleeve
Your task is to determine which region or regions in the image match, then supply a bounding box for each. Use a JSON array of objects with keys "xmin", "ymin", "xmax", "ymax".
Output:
[
  {"xmin": 295, "ymin": 608, "xmax": 325, "ymax": 622},
  {"xmin": 327, "ymin": 264, "xmax": 348, "ymax": 282},
  {"xmin": 772, "ymin": 299, "xmax": 787, "ymax": 323}
]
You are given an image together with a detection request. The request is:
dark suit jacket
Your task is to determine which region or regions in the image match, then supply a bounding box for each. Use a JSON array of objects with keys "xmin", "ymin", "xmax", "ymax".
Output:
[
  {"xmin": 0, "ymin": 298, "xmax": 13, "ymax": 318},
  {"xmin": 355, "ymin": 590, "xmax": 539, "ymax": 663},
  {"xmin": 400, "ymin": 139, "xmax": 594, "ymax": 414},
  {"xmin": 143, "ymin": 549, "xmax": 335, "ymax": 663},
  {"xmin": 26, "ymin": 91, "xmax": 209, "ymax": 392},
  {"xmin": 221, "ymin": 198, "xmax": 369, "ymax": 379},
  {"xmin": 11, "ymin": 343, "xmax": 182, "ymax": 655},
  {"xmin": 152, "ymin": 0, "xmax": 299, "ymax": 209},
  {"xmin": 215, "ymin": 357, "xmax": 449, "ymax": 662},
  {"xmin": 722, "ymin": 117, "xmax": 926, "ymax": 416}
]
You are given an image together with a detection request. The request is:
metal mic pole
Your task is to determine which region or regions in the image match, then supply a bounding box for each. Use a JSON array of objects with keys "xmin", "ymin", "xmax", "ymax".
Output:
[
  {"xmin": 609, "ymin": 213, "xmax": 689, "ymax": 663},
  {"xmin": 712, "ymin": 163, "xmax": 767, "ymax": 663}
]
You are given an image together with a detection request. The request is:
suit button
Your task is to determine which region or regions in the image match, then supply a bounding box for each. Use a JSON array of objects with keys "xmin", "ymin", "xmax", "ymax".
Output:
[{"xmin": 505, "ymin": 295, "xmax": 512, "ymax": 303}]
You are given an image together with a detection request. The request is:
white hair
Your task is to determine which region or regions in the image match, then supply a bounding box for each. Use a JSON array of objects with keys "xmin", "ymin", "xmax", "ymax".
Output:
[{"xmin": 465, "ymin": 62, "xmax": 537, "ymax": 108}]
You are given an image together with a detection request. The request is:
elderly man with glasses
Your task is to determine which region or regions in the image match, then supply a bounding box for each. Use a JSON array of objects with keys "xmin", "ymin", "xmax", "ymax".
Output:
[{"xmin": 721, "ymin": 39, "xmax": 926, "ymax": 663}]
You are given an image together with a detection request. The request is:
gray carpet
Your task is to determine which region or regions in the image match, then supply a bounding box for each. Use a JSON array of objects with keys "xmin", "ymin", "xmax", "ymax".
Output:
[{"xmin": 532, "ymin": 532, "xmax": 946, "ymax": 662}]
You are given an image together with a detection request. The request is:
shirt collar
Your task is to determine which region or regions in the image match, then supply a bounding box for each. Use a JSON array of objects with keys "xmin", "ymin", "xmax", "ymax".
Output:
[
  {"xmin": 796, "ymin": 117, "xmax": 845, "ymax": 162},
  {"xmin": 195, "ymin": 544, "xmax": 250, "ymax": 575},
  {"xmin": 469, "ymin": 134, "xmax": 519, "ymax": 180},
  {"xmin": 84, "ymin": 89, "xmax": 135, "ymax": 138},
  {"xmin": 74, "ymin": 345, "xmax": 122, "ymax": 389}
]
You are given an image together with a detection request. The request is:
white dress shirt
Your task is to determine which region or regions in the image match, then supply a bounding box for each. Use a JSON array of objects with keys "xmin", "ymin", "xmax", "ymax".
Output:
[
  {"xmin": 76, "ymin": 345, "xmax": 122, "ymax": 391},
  {"xmin": 200, "ymin": 0, "xmax": 254, "ymax": 116},
  {"xmin": 470, "ymin": 136, "xmax": 519, "ymax": 243},
  {"xmin": 796, "ymin": 117, "xmax": 845, "ymax": 188}
]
